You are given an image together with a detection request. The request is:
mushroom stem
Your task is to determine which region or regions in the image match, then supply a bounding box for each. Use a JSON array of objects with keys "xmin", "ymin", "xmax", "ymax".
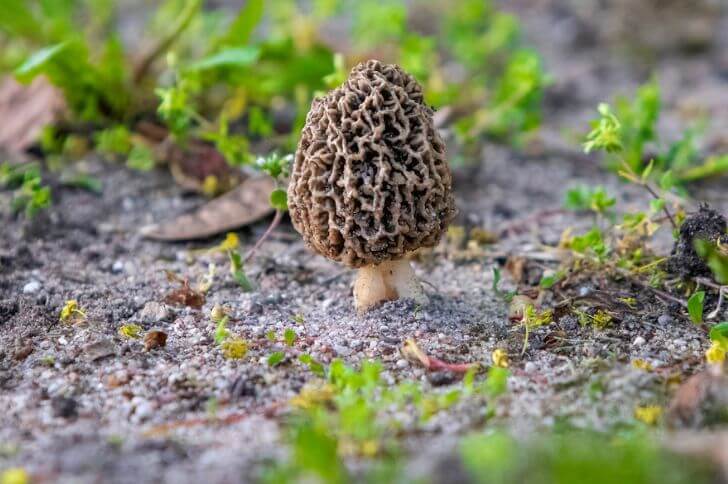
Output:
[{"xmin": 353, "ymin": 259, "xmax": 428, "ymax": 313}]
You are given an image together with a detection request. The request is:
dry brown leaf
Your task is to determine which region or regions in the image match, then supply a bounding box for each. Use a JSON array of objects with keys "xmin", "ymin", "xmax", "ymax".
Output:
[
  {"xmin": 144, "ymin": 329, "xmax": 168, "ymax": 351},
  {"xmin": 401, "ymin": 338, "xmax": 477, "ymax": 374},
  {"xmin": 168, "ymin": 144, "xmax": 243, "ymax": 195},
  {"xmin": 0, "ymin": 76, "xmax": 65, "ymax": 152},
  {"xmin": 163, "ymin": 273, "xmax": 205, "ymax": 309},
  {"xmin": 505, "ymin": 256, "xmax": 527, "ymax": 284},
  {"xmin": 140, "ymin": 175, "xmax": 275, "ymax": 241},
  {"xmin": 667, "ymin": 367, "xmax": 728, "ymax": 428},
  {"xmin": 664, "ymin": 431, "xmax": 728, "ymax": 479}
]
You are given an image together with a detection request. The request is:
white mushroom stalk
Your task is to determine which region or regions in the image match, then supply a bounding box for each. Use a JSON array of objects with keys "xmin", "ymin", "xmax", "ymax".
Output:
[{"xmin": 353, "ymin": 259, "xmax": 428, "ymax": 313}]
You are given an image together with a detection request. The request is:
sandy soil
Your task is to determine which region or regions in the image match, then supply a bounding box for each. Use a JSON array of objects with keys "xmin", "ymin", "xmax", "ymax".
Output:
[{"xmin": 2, "ymin": 1, "xmax": 728, "ymax": 482}]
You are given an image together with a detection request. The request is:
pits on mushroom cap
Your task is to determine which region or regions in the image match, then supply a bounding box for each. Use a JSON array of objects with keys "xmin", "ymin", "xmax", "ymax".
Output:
[{"xmin": 288, "ymin": 59, "xmax": 456, "ymax": 269}]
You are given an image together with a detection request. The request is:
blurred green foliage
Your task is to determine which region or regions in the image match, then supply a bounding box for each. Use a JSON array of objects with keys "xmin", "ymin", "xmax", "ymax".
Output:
[
  {"xmin": 0, "ymin": 162, "xmax": 51, "ymax": 217},
  {"xmin": 0, "ymin": 0, "xmax": 548, "ymax": 173},
  {"xmin": 460, "ymin": 429, "xmax": 714, "ymax": 484},
  {"xmin": 584, "ymin": 79, "xmax": 727, "ymax": 183},
  {"xmin": 263, "ymin": 359, "xmax": 510, "ymax": 483}
]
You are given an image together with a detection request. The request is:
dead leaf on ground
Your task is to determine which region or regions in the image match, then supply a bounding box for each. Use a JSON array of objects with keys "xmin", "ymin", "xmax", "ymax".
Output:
[
  {"xmin": 162, "ymin": 140, "xmax": 244, "ymax": 195},
  {"xmin": 144, "ymin": 329, "xmax": 168, "ymax": 351},
  {"xmin": 401, "ymin": 338, "xmax": 477, "ymax": 374},
  {"xmin": 664, "ymin": 431, "xmax": 728, "ymax": 479},
  {"xmin": 82, "ymin": 339, "xmax": 116, "ymax": 362},
  {"xmin": 13, "ymin": 343, "xmax": 33, "ymax": 361},
  {"xmin": 140, "ymin": 175, "xmax": 275, "ymax": 241},
  {"xmin": 163, "ymin": 271, "xmax": 205, "ymax": 309},
  {"xmin": 667, "ymin": 367, "xmax": 728, "ymax": 428},
  {"xmin": 505, "ymin": 256, "xmax": 527, "ymax": 284},
  {"xmin": 0, "ymin": 76, "xmax": 65, "ymax": 152}
]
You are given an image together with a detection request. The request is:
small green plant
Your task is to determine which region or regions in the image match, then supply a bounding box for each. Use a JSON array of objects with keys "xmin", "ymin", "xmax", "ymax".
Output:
[
  {"xmin": 567, "ymin": 227, "xmax": 609, "ymax": 262},
  {"xmin": 584, "ymin": 80, "xmax": 726, "ymax": 183},
  {"xmin": 118, "ymin": 323, "xmax": 143, "ymax": 339},
  {"xmin": 564, "ymin": 185, "xmax": 616, "ymax": 217},
  {"xmin": 220, "ymin": 338, "xmax": 248, "ymax": 360},
  {"xmin": 267, "ymin": 351, "xmax": 285, "ymax": 367},
  {"xmin": 228, "ymin": 249, "xmax": 253, "ymax": 291},
  {"xmin": 695, "ymin": 240, "xmax": 728, "ymax": 285},
  {"xmin": 491, "ymin": 267, "xmax": 516, "ymax": 302},
  {"xmin": 213, "ymin": 315, "xmax": 230, "ymax": 344},
  {"xmin": 284, "ymin": 328, "xmax": 297, "ymax": 347},
  {"xmin": 298, "ymin": 354, "xmax": 325, "ymax": 377},
  {"xmin": 0, "ymin": 162, "xmax": 51, "ymax": 218},
  {"xmin": 264, "ymin": 358, "xmax": 510, "ymax": 483}
]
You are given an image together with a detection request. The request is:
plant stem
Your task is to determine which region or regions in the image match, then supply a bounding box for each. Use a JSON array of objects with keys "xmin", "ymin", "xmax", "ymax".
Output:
[
  {"xmin": 244, "ymin": 210, "xmax": 283, "ymax": 263},
  {"xmin": 641, "ymin": 182, "xmax": 677, "ymax": 230},
  {"xmin": 133, "ymin": 0, "xmax": 202, "ymax": 84}
]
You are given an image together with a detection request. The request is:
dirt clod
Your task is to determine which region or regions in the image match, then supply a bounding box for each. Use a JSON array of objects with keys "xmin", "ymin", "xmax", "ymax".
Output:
[
  {"xmin": 667, "ymin": 205, "xmax": 728, "ymax": 279},
  {"xmin": 51, "ymin": 395, "xmax": 79, "ymax": 419}
]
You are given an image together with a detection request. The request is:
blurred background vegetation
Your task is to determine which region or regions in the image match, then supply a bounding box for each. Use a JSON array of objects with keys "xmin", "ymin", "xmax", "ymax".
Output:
[{"xmin": 0, "ymin": 0, "xmax": 547, "ymax": 180}]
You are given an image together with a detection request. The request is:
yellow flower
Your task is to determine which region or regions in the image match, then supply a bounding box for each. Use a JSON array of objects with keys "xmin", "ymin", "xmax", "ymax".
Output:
[
  {"xmin": 118, "ymin": 323, "xmax": 143, "ymax": 339},
  {"xmin": 1, "ymin": 468, "xmax": 29, "ymax": 484},
  {"xmin": 220, "ymin": 338, "xmax": 248, "ymax": 360},
  {"xmin": 631, "ymin": 359, "xmax": 653, "ymax": 371},
  {"xmin": 59, "ymin": 300, "xmax": 85, "ymax": 323},
  {"xmin": 706, "ymin": 342, "xmax": 726, "ymax": 365},
  {"xmin": 218, "ymin": 232, "xmax": 239, "ymax": 252},
  {"xmin": 492, "ymin": 348, "xmax": 509, "ymax": 368},
  {"xmin": 634, "ymin": 405, "xmax": 662, "ymax": 425}
]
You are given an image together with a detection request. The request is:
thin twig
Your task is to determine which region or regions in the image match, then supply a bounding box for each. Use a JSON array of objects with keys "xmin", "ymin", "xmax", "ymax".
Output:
[
  {"xmin": 697, "ymin": 277, "xmax": 728, "ymax": 320},
  {"xmin": 707, "ymin": 288, "xmax": 725, "ymax": 321},
  {"xmin": 617, "ymin": 269, "xmax": 687, "ymax": 308},
  {"xmin": 133, "ymin": 0, "xmax": 202, "ymax": 84},
  {"xmin": 244, "ymin": 210, "xmax": 283, "ymax": 263},
  {"xmin": 695, "ymin": 277, "xmax": 724, "ymax": 291},
  {"xmin": 641, "ymin": 182, "xmax": 678, "ymax": 230}
]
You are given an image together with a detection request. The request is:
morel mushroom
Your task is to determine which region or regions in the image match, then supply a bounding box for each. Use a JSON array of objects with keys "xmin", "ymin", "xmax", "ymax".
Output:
[{"xmin": 288, "ymin": 60, "xmax": 456, "ymax": 313}]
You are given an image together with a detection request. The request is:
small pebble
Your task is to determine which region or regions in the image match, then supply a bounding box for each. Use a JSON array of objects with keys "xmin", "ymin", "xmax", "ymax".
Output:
[
  {"xmin": 333, "ymin": 345, "xmax": 351, "ymax": 356},
  {"xmin": 524, "ymin": 361, "xmax": 536, "ymax": 373},
  {"xmin": 140, "ymin": 301, "xmax": 170, "ymax": 324},
  {"xmin": 633, "ymin": 336, "xmax": 646, "ymax": 347},
  {"xmin": 111, "ymin": 260, "xmax": 124, "ymax": 274},
  {"xmin": 22, "ymin": 280, "xmax": 41, "ymax": 294},
  {"xmin": 396, "ymin": 359, "xmax": 409, "ymax": 369},
  {"xmin": 658, "ymin": 314, "xmax": 674, "ymax": 325},
  {"xmin": 132, "ymin": 398, "xmax": 155, "ymax": 421}
]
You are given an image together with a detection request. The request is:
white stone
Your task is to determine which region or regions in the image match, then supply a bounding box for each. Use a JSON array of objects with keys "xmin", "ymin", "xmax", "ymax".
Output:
[
  {"xmin": 22, "ymin": 280, "xmax": 41, "ymax": 294},
  {"xmin": 632, "ymin": 336, "xmax": 646, "ymax": 346}
]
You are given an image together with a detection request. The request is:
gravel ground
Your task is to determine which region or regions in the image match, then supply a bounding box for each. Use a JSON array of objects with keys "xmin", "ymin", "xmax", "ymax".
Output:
[{"xmin": 2, "ymin": 1, "xmax": 728, "ymax": 483}]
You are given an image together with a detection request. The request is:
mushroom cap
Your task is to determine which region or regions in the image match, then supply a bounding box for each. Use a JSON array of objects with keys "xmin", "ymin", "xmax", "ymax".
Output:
[{"xmin": 288, "ymin": 60, "xmax": 456, "ymax": 268}]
